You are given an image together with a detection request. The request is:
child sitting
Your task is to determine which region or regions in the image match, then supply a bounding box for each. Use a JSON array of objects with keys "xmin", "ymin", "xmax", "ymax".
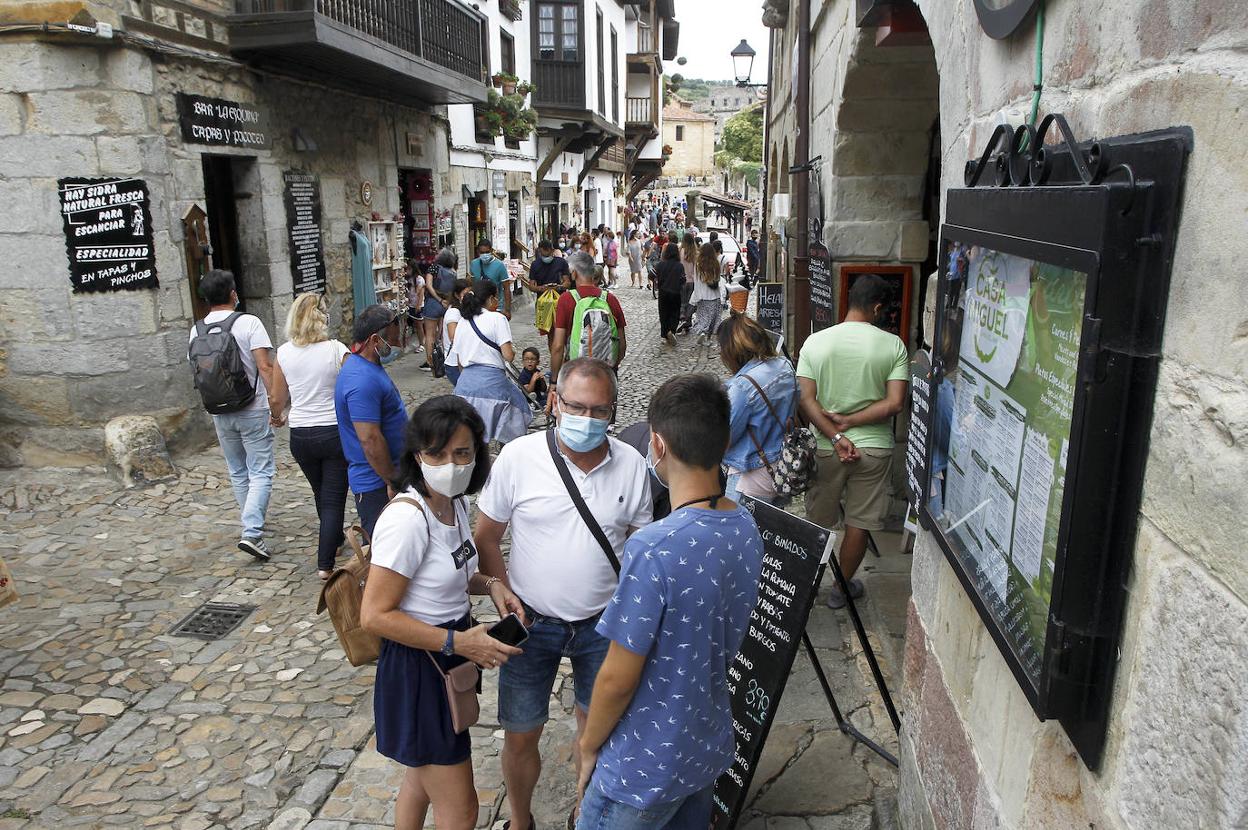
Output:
[{"xmin": 517, "ymin": 346, "xmax": 549, "ymax": 408}]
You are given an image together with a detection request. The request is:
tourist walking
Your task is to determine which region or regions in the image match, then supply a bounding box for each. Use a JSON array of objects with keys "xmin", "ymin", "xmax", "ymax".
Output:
[
  {"xmin": 269, "ymin": 292, "xmax": 350, "ymax": 579},
  {"xmin": 473, "ymin": 358, "xmax": 652, "ymax": 830},
  {"xmin": 419, "ymin": 249, "xmax": 457, "ymax": 369},
  {"xmin": 360, "ymin": 395, "xmax": 526, "ymax": 830},
  {"xmin": 524, "ymin": 240, "xmax": 572, "ymax": 354},
  {"xmin": 549, "ymin": 252, "xmax": 627, "ymax": 384},
  {"xmin": 470, "ymin": 239, "xmax": 512, "ymax": 318},
  {"xmin": 691, "ymin": 242, "xmax": 724, "ymax": 340},
  {"xmin": 626, "ymin": 229, "xmax": 644, "ymax": 289},
  {"xmin": 797, "ymin": 274, "xmax": 908, "ymax": 608},
  {"xmin": 187, "ymin": 268, "xmax": 277, "ymax": 561},
  {"xmin": 575, "ymin": 373, "xmax": 762, "ymax": 830},
  {"xmin": 451, "ymin": 280, "xmax": 532, "ymax": 444},
  {"xmin": 603, "ymin": 229, "xmax": 619, "ymax": 288},
  {"xmin": 678, "ymin": 232, "xmax": 699, "ymax": 332},
  {"xmin": 334, "ymin": 304, "xmax": 408, "ymax": 539},
  {"xmin": 441, "ymin": 279, "xmax": 473, "ymax": 387},
  {"xmin": 718, "ymin": 314, "xmax": 798, "ymax": 505},
  {"xmin": 654, "ymin": 242, "xmax": 685, "ymax": 346}
]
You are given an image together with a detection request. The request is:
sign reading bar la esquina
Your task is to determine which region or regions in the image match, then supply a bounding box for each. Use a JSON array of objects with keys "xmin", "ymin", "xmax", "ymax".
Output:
[
  {"xmin": 177, "ymin": 93, "xmax": 271, "ymax": 149},
  {"xmin": 711, "ymin": 497, "xmax": 828, "ymax": 829},
  {"xmin": 57, "ymin": 177, "xmax": 158, "ymax": 293}
]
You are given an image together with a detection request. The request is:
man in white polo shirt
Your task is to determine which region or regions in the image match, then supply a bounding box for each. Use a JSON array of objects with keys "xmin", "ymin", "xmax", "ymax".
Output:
[{"xmin": 475, "ymin": 357, "xmax": 651, "ymax": 830}]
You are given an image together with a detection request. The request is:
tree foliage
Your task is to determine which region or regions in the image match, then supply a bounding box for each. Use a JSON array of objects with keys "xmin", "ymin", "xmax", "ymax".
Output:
[{"xmin": 720, "ymin": 103, "xmax": 764, "ymax": 164}]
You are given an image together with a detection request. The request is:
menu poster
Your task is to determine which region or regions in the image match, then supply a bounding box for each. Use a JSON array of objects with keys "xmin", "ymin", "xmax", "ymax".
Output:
[
  {"xmin": 933, "ymin": 244, "xmax": 1087, "ymax": 684},
  {"xmin": 282, "ymin": 172, "xmax": 327, "ymax": 295},
  {"xmin": 904, "ymin": 350, "xmax": 932, "ymax": 513},
  {"xmin": 711, "ymin": 498, "xmax": 829, "ymax": 830},
  {"xmin": 808, "ymin": 243, "xmax": 834, "ymax": 331},
  {"xmin": 58, "ymin": 177, "xmax": 158, "ymax": 293},
  {"xmin": 755, "ymin": 282, "xmax": 784, "ymax": 337}
]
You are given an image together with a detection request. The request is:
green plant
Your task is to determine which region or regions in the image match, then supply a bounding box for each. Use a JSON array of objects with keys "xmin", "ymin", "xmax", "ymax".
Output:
[
  {"xmin": 482, "ymin": 88, "xmax": 538, "ymax": 140},
  {"xmin": 491, "ymin": 71, "xmax": 520, "ymax": 88}
]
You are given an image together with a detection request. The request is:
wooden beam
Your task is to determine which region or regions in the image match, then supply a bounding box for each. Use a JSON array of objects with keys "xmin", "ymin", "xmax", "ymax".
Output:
[
  {"xmin": 578, "ymin": 136, "xmax": 615, "ymax": 187},
  {"xmin": 536, "ymin": 134, "xmax": 575, "ymax": 183},
  {"xmin": 628, "ymin": 170, "xmax": 660, "ymax": 201}
]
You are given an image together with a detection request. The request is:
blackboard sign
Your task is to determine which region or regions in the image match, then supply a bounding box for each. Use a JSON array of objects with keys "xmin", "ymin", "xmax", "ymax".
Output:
[
  {"xmin": 808, "ymin": 243, "xmax": 834, "ymax": 331},
  {"xmin": 57, "ymin": 177, "xmax": 158, "ymax": 293},
  {"xmin": 283, "ymin": 172, "xmax": 327, "ymax": 295},
  {"xmin": 177, "ymin": 93, "xmax": 271, "ymax": 150},
  {"xmin": 838, "ymin": 265, "xmax": 912, "ymax": 340},
  {"xmin": 904, "ymin": 350, "xmax": 932, "ymax": 515},
  {"xmin": 711, "ymin": 497, "xmax": 830, "ymax": 829},
  {"xmin": 755, "ymin": 282, "xmax": 784, "ymax": 337}
]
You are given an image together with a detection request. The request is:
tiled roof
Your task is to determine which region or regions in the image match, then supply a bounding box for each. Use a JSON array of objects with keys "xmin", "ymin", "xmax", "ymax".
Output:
[{"xmin": 662, "ymin": 103, "xmax": 717, "ymax": 122}]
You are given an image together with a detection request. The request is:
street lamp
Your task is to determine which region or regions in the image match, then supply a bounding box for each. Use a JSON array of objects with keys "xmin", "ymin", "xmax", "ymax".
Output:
[{"xmin": 731, "ymin": 39, "xmax": 762, "ymax": 88}]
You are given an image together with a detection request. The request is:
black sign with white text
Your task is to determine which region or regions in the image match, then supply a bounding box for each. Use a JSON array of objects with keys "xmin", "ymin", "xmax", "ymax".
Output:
[
  {"xmin": 57, "ymin": 177, "xmax": 158, "ymax": 293},
  {"xmin": 755, "ymin": 282, "xmax": 784, "ymax": 338},
  {"xmin": 808, "ymin": 243, "xmax": 834, "ymax": 331},
  {"xmin": 905, "ymin": 350, "xmax": 932, "ymax": 517},
  {"xmin": 711, "ymin": 498, "xmax": 829, "ymax": 829},
  {"xmin": 177, "ymin": 93, "xmax": 271, "ymax": 150},
  {"xmin": 283, "ymin": 172, "xmax": 327, "ymax": 295}
]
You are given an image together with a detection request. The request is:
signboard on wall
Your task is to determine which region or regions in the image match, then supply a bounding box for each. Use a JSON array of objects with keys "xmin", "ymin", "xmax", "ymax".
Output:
[
  {"xmin": 755, "ymin": 282, "xmax": 785, "ymax": 338},
  {"xmin": 177, "ymin": 93, "xmax": 271, "ymax": 150},
  {"xmin": 283, "ymin": 172, "xmax": 327, "ymax": 295},
  {"xmin": 492, "ymin": 208, "xmax": 509, "ymax": 253},
  {"xmin": 711, "ymin": 498, "xmax": 829, "ymax": 829},
  {"xmin": 808, "ymin": 242, "xmax": 835, "ymax": 331},
  {"xmin": 837, "ymin": 264, "xmax": 913, "ymax": 340},
  {"xmin": 57, "ymin": 177, "xmax": 158, "ymax": 293},
  {"xmin": 904, "ymin": 349, "xmax": 932, "ymax": 518}
]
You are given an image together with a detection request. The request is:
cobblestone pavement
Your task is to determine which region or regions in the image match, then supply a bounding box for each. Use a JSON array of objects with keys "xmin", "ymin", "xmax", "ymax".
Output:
[{"xmin": 0, "ymin": 287, "xmax": 908, "ymax": 830}]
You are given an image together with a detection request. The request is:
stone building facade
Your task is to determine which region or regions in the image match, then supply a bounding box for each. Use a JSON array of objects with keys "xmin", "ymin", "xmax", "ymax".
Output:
[
  {"xmin": 692, "ymin": 83, "xmax": 767, "ymax": 142},
  {"xmin": 761, "ymin": 1, "xmax": 1248, "ymax": 828},
  {"xmin": 662, "ymin": 102, "xmax": 716, "ymax": 179}
]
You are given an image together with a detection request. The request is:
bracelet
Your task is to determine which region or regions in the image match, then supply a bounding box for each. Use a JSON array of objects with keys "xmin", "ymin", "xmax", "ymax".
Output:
[{"xmin": 484, "ymin": 576, "xmax": 502, "ymax": 591}]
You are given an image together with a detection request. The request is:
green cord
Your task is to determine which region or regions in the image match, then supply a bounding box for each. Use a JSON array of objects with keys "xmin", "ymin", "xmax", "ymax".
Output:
[{"xmin": 1028, "ymin": 1, "xmax": 1045, "ymax": 132}]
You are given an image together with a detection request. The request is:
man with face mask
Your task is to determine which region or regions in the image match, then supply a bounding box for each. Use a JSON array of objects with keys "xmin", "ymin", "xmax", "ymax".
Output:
[
  {"xmin": 474, "ymin": 358, "xmax": 652, "ymax": 830},
  {"xmin": 334, "ymin": 304, "xmax": 409, "ymax": 539},
  {"xmin": 469, "ymin": 239, "xmax": 512, "ymax": 319},
  {"xmin": 525, "ymin": 240, "xmax": 572, "ymax": 353}
]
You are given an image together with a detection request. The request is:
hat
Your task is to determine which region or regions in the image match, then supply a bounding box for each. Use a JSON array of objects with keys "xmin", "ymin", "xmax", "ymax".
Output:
[{"xmin": 351, "ymin": 304, "xmax": 398, "ymax": 345}]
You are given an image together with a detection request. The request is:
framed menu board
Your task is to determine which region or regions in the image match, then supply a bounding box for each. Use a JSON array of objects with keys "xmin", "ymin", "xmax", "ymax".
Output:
[
  {"xmin": 837, "ymin": 264, "xmax": 912, "ymax": 340},
  {"xmin": 920, "ymin": 126, "xmax": 1190, "ymax": 770}
]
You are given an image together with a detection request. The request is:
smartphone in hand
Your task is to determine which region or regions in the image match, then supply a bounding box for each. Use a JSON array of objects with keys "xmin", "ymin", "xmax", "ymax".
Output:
[{"xmin": 487, "ymin": 613, "xmax": 529, "ymax": 647}]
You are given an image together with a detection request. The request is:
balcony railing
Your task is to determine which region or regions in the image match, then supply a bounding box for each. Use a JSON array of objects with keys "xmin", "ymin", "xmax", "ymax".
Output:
[
  {"xmin": 230, "ymin": 0, "xmax": 488, "ymax": 103},
  {"xmin": 635, "ymin": 21, "xmax": 653, "ymax": 54},
  {"xmin": 626, "ymin": 95, "xmax": 654, "ymax": 125},
  {"xmin": 533, "ymin": 59, "xmax": 586, "ymax": 109}
]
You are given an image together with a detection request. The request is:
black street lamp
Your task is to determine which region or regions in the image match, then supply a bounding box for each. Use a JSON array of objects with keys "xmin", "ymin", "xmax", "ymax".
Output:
[{"xmin": 731, "ymin": 39, "xmax": 764, "ymax": 88}]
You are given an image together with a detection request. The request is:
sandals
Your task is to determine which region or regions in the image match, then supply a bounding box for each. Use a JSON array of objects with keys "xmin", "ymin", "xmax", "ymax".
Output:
[{"xmin": 318, "ymin": 570, "xmax": 333, "ymax": 582}]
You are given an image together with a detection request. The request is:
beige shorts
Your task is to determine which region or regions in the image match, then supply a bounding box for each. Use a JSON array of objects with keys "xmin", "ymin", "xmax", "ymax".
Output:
[{"xmin": 805, "ymin": 447, "xmax": 893, "ymax": 532}]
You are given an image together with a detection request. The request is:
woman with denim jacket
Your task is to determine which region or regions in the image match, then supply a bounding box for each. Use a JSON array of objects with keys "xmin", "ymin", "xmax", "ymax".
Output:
[{"xmin": 718, "ymin": 314, "xmax": 799, "ymax": 505}]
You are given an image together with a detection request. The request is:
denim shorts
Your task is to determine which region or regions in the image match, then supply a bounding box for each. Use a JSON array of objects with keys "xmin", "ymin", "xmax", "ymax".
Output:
[
  {"xmin": 576, "ymin": 783, "xmax": 714, "ymax": 830},
  {"xmin": 497, "ymin": 602, "xmax": 609, "ymax": 733}
]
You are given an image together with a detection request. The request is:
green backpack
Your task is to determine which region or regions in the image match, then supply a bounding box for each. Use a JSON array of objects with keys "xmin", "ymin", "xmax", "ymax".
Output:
[{"xmin": 567, "ymin": 288, "xmax": 619, "ymax": 364}]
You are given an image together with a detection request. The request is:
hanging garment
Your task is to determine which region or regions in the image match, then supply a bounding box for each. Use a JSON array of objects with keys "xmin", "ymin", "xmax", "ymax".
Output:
[{"xmin": 350, "ymin": 229, "xmax": 376, "ymax": 315}]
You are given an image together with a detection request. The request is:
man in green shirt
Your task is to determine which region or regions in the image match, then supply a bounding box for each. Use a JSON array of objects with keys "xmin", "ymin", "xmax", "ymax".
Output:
[{"xmin": 796, "ymin": 275, "xmax": 909, "ymax": 608}]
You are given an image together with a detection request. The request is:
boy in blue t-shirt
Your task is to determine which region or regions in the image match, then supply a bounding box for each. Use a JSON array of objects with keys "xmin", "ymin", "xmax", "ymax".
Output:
[
  {"xmin": 576, "ymin": 374, "xmax": 763, "ymax": 829},
  {"xmin": 516, "ymin": 346, "xmax": 549, "ymax": 408}
]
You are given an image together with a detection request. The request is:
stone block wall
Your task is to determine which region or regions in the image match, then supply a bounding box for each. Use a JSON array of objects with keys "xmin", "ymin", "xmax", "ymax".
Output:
[
  {"xmin": 0, "ymin": 36, "xmax": 449, "ymax": 465},
  {"xmin": 662, "ymin": 117, "xmax": 716, "ymax": 179}
]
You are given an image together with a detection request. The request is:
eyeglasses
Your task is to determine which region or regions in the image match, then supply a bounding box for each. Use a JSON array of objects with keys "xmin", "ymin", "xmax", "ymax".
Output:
[{"xmin": 558, "ymin": 395, "xmax": 614, "ymax": 420}]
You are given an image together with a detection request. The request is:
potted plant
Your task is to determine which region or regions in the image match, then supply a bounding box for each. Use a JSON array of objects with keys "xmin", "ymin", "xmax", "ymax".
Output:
[
  {"xmin": 515, "ymin": 80, "xmax": 535, "ymax": 99},
  {"xmin": 491, "ymin": 71, "xmax": 520, "ymax": 95},
  {"xmin": 481, "ymin": 88, "xmax": 538, "ymax": 141}
]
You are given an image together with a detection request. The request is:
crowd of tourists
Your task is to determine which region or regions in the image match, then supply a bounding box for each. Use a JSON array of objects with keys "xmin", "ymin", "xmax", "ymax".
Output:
[{"xmin": 186, "ymin": 228, "xmax": 908, "ymax": 828}]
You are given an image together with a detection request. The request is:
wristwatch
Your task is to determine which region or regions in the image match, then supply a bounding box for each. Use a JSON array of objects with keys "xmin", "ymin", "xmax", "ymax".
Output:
[
  {"xmin": 833, "ymin": 432, "xmax": 845, "ymax": 445},
  {"xmin": 441, "ymin": 629, "xmax": 455, "ymax": 656}
]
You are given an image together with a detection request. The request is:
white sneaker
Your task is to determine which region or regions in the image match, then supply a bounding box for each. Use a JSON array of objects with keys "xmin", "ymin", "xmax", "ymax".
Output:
[{"xmin": 238, "ymin": 538, "xmax": 270, "ymax": 561}]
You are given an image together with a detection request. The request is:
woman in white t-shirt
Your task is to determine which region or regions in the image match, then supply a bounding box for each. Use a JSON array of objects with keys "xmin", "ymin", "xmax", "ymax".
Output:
[
  {"xmin": 360, "ymin": 396, "xmax": 525, "ymax": 830},
  {"xmin": 451, "ymin": 280, "xmax": 532, "ymax": 443},
  {"xmin": 440, "ymin": 278, "xmax": 473, "ymax": 387},
  {"xmin": 269, "ymin": 293, "xmax": 350, "ymax": 580}
]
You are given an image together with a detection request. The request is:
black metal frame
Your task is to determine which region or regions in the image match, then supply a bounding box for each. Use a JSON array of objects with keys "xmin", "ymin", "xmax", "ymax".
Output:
[
  {"xmin": 919, "ymin": 122, "xmax": 1191, "ymax": 768},
  {"xmin": 970, "ymin": 0, "xmax": 1042, "ymax": 39}
]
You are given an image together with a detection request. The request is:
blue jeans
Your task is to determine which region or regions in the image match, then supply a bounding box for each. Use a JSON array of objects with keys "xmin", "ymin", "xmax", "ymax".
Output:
[
  {"xmin": 212, "ymin": 409, "xmax": 276, "ymax": 540},
  {"xmin": 354, "ymin": 486, "xmax": 390, "ymax": 541},
  {"xmin": 498, "ymin": 602, "xmax": 609, "ymax": 732},
  {"xmin": 576, "ymin": 784, "xmax": 714, "ymax": 830}
]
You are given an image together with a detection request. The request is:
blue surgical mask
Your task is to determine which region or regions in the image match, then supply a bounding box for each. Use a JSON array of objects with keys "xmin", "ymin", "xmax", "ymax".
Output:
[
  {"xmin": 479, "ymin": 253, "xmax": 494, "ymax": 263},
  {"xmin": 558, "ymin": 413, "xmax": 610, "ymax": 452},
  {"xmin": 646, "ymin": 439, "xmax": 669, "ymax": 489},
  {"xmin": 541, "ymin": 255, "xmax": 554, "ymax": 264}
]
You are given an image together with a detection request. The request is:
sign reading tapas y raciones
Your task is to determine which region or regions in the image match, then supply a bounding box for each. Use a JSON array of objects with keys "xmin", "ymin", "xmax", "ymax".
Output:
[
  {"xmin": 177, "ymin": 93, "xmax": 271, "ymax": 150},
  {"xmin": 57, "ymin": 177, "xmax": 158, "ymax": 293}
]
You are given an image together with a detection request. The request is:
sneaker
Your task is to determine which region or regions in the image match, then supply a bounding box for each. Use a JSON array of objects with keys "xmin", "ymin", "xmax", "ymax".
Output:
[
  {"xmin": 238, "ymin": 538, "xmax": 270, "ymax": 561},
  {"xmin": 419, "ymin": 363, "xmax": 432, "ymax": 372},
  {"xmin": 825, "ymin": 578, "xmax": 865, "ymax": 610}
]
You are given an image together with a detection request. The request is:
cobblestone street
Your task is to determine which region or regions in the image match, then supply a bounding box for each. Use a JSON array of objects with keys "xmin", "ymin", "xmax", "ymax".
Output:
[{"xmin": 0, "ymin": 289, "xmax": 909, "ymax": 830}]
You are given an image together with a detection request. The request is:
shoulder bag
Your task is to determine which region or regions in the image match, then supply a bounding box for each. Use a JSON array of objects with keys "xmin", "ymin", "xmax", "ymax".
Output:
[
  {"xmin": 742, "ymin": 373, "xmax": 818, "ymax": 497},
  {"xmin": 545, "ymin": 429, "xmax": 621, "ymax": 574}
]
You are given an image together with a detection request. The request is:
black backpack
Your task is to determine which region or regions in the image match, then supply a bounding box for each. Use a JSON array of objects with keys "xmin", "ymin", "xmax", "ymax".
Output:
[{"xmin": 188, "ymin": 312, "xmax": 256, "ymax": 414}]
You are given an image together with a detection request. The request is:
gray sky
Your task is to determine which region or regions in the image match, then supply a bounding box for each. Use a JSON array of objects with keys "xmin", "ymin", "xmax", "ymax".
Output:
[{"xmin": 671, "ymin": 0, "xmax": 772, "ymax": 84}]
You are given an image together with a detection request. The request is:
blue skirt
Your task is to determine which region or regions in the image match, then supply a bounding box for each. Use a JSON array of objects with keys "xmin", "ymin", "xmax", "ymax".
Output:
[{"xmin": 374, "ymin": 613, "xmax": 473, "ymax": 768}]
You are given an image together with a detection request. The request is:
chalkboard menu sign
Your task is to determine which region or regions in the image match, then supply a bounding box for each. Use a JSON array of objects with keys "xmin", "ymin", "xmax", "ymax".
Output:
[
  {"xmin": 838, "ymin": 265, "xmax": 913, "ymax": 339},
  {"xmin": 57, "ymin": 177, "xmax": 158, "ymax": 293},
  {"xmin": 177, "ymin": 93, "xmax": 271, "ymax": 150},
  {"xmin": 755, "ymin": 282, "xmax": 784, "ymax": 337},
  {"xmin": 905, "ymin": 350, "xmax": 932, "ymax": 520},
  {"xmin": 711, "ymin": 497, "xmax": 829, "ymax": 829},
  {"xmin": 283, "ymin": 172, "xmax": 327, "ymax": 295},
  {"xmin": 808, "ymin": 243, "xmax": 834, "ymax": 331}
]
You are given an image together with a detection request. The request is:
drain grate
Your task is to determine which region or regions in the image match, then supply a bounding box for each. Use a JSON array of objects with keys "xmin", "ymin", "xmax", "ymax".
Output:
[{"xmin": 170, "ymin": 602, "xmax": 256, "ymax": 641}]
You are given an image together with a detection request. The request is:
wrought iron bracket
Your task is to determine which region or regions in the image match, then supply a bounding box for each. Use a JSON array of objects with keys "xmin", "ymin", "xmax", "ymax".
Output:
[{"xmin": 963, "ymin": 113, "xmax": 1126, "ymax": 190}]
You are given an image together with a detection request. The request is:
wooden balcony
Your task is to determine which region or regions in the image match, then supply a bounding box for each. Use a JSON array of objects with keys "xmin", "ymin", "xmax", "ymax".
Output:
[
  {"xmin": 533, "ymin": 59, "xmax": 586, "ymax": 111},
  {"xmin": 228, "ymin": 0, "xmax": 489, "ymax": 105},
  {"xmin": 625, "ymin": 95, "xmax": 655, "ymax": 128}
]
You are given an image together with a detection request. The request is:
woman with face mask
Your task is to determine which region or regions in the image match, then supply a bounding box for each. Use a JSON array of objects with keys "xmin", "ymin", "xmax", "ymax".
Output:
[
  {"xmin": 449, "ymin": 281, "xmax": 533, "ymax": 444},
  {"xmin": 361, "ymin": 396, "xmax": 526, "ymax": 830}
]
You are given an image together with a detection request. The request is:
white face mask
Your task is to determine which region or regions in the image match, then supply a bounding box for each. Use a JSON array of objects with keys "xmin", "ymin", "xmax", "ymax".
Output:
[{"xmin": 420, "ymin": 459, "xmax": 476, "ymax": 498}]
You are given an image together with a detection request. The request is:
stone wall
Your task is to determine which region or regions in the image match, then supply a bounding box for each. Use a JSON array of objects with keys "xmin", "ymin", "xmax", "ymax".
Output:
[
  {"xmin": 663, "ymin": 116, "xmax": 716, "ymax": 178},
  {"xmin": 0, "ymin": 36, "xmax": 448, "ymax": 466}
]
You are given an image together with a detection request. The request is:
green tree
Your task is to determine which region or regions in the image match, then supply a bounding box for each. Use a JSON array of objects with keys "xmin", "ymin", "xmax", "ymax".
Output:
[{"xmin": 720, "ymin": 103, "xmax": 764, "ymax": 164}]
